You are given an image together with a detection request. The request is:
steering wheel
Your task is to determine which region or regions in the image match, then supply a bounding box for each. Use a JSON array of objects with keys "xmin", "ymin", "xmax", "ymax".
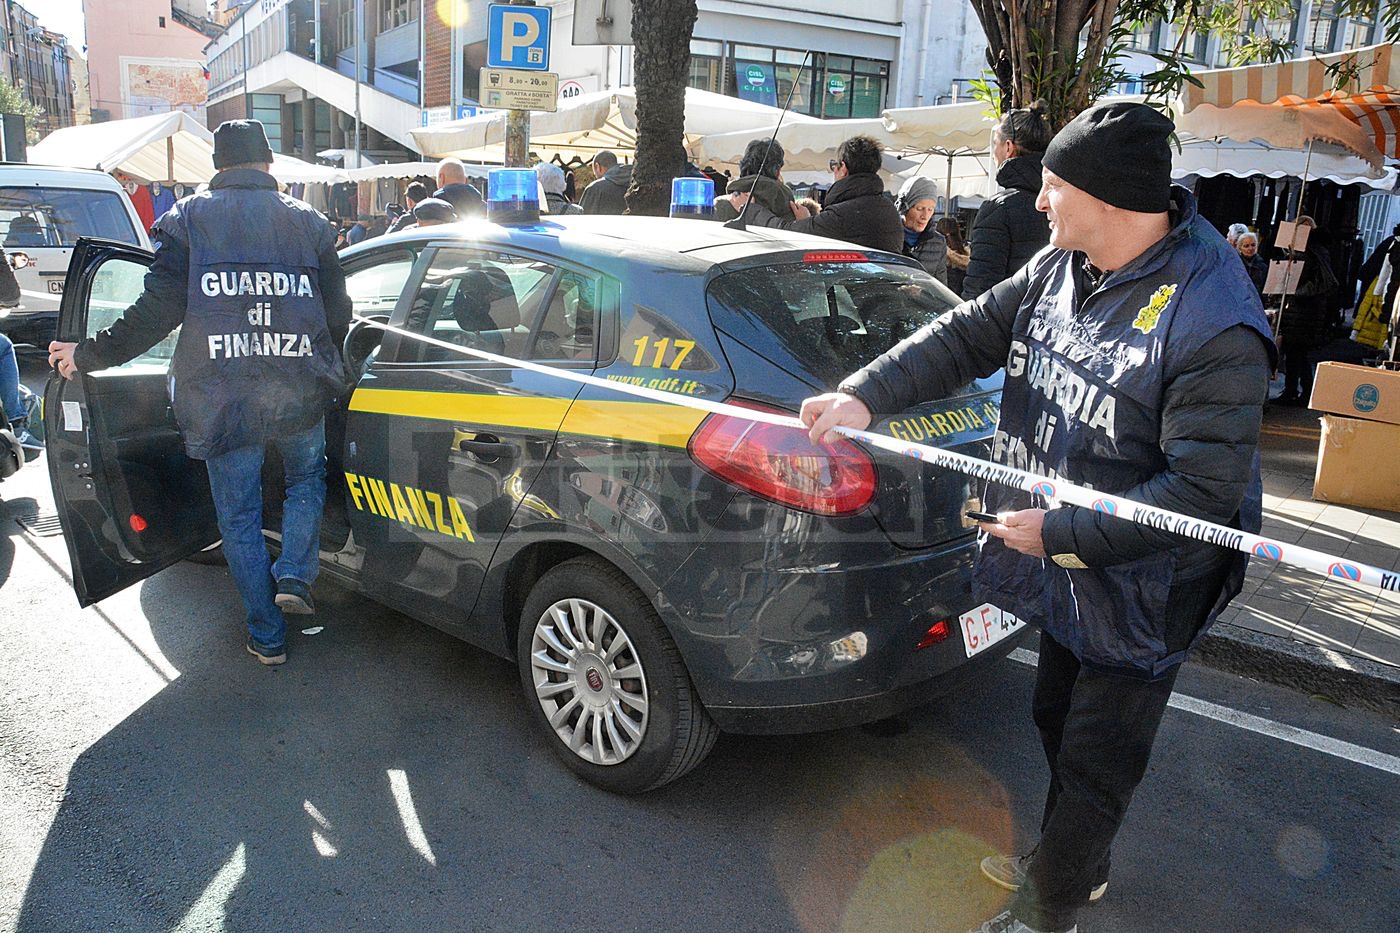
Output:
[{"xmin": 343, "ymin": 315, "xmax": 389, "ymax": 378}]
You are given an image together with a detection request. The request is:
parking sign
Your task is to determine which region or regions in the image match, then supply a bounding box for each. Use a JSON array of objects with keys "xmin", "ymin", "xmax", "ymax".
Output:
[{"xmin": 487, "ymin": 4, "xmax": 551, "ymax": 71}]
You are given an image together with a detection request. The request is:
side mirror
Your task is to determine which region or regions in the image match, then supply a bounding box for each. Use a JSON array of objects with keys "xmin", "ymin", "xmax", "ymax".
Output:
[{"xmin": 7, "ymin": 252, "xmax": 30, "ymax": 270}]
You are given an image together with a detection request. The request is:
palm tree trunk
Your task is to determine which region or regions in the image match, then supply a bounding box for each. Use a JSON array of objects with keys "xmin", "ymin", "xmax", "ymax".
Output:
[{"xmin": 626, "ymin": 0, "xmax": 698, "ymax": 216}]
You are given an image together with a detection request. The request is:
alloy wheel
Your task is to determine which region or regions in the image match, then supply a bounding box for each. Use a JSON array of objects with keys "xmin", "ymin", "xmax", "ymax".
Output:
[{"xmin": 528, "ymin": 598, "xmax": 650, "ymax": 765}]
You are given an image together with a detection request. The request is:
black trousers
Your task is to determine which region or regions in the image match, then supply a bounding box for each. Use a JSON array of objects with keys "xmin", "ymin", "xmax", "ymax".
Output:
[{"xmin": 1009, "ymin": 631, "xmax": 1178, "ymax": 932}]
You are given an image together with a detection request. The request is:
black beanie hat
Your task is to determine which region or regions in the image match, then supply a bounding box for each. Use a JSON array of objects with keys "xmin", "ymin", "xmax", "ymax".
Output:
[
  {"xmin": 1042, "ymin": 102, "xmax": 1174, "ymax": 213},
  {"xmin": 213, "ymin": 119, "xmax": 274, "ymax": 169}
]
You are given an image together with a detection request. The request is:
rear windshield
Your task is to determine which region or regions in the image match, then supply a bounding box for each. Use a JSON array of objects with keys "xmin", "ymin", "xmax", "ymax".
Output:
[
  {"xmin": 0, "ymin": 186, "xmax": 140, "ymax": 249},
  {"xmin": 705, "ymin": 260, "xmax": 960, "ymax": 385}
]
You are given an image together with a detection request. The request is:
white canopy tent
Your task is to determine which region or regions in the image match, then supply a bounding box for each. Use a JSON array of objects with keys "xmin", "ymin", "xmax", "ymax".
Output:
[
  {"xmin": 31, "ymin": 111, "xmax": 219, "ymax": 184},
  {"xmin": 411, "ymin": 87, "xmax": 823, "ymax": 161},
  {"xmin": 31, "ymin": 111, "xmax": 349, "ymax": 186}
]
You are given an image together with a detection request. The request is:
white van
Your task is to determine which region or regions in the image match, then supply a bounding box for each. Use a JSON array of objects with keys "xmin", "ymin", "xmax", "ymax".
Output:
[{"xmin": 0, "ymin": 164, "xmax": 151, "ymax": 348}]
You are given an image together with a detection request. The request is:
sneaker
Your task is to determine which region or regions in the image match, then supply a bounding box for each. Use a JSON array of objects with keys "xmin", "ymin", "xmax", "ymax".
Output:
[
  {"xmin": 967, "ymin": 910, "xmax": 1074, "ymax": 933},
  {"xmin": 274, "ymin": 578, "xmax": 315, "ymax": 615},
  {"xmin": 980, "ymin": 852, "xmax": 1107, "ymax": 902},
  {"xmin": 246, "ymin": 638, "xmax": 286, "ymax": 666}
]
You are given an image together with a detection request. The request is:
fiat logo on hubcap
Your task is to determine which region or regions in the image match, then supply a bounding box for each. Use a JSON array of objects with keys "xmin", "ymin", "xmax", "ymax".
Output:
[{"xmin": 586, "ymin": 668, "xmax": 604, "ymax": 691}]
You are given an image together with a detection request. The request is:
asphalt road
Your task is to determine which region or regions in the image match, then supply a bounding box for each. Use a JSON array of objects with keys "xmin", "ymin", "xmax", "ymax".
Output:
[{"xmin": 2, "ymin": 357, "xmax": 1397, "ymax": 933}]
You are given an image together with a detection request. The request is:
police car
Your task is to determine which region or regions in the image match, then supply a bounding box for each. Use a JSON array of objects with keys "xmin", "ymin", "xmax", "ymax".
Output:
[{"xmin": 47, "ymin": 194, "xmax": 1011, "ymax": 793}]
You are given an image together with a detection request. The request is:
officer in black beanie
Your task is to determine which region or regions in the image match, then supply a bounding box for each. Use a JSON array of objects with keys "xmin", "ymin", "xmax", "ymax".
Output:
[
  {"xmin": 49, "ymin": 119, "xmax": 352, "ymax": 667},
  {"xmin": 799, "ymin": 100, "xmax": 1277, "ymax": 933}
]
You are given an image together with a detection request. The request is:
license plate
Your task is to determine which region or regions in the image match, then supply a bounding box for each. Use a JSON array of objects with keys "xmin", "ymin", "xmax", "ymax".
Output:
[
  {"xmin": 959, "ymin": 603, "xmax": 1026, "ymax": 657},
  {"xmin": 47, "ymin": 280, "xmax": 64, "ymax": 294}
]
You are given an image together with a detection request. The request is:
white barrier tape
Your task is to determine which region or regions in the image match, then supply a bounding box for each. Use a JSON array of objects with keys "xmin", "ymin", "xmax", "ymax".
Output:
[{"xmin": 354, "ymin": 316, "xmax": 1400, "ymax": 595}]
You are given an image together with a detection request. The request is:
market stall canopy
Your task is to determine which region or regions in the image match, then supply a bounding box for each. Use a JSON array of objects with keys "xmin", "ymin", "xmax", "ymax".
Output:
[
  {"xmin": 30, "ymin": 111, "xmax": 217, "ymax": 184},
  {"xmin": 879, "ymin": 100, "xmax": 999, "ymax": 153},
  {"xmin": 410, "ymin": 87, "xmax": 822, "ymax": 161},
  {"xmin": 341, "ymin": 160, "xmax": 499, "ymax": 182},
  {"xmin": 1179, "ymin": 42, "xmax": 1397, "ymax": 163},
  {"xmin": 32, "ymin": 112, "xmax": 351, "ymax": 185},
  {"xmin": 1181, "ymin": 41, "xmax": 1395, "ymax": 111},
  {"xmin": 1175, "ymin": 99, "xmax": 1385, "ymax": 167},
  {"xmin": 1172, "ymin": 136, "xmax": 1394, "ymax": 189}
]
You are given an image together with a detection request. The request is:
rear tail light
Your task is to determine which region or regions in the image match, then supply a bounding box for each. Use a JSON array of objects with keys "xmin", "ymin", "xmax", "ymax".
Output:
[
  {"xmin": 803, "ymin": 250, "xmax": 868, "ymax": 263},
  {"xmin": 129, "ymin": 514, "xmax": 148, "ymax": 533},
  {"xmin": 688, "ymin": 399, "xmax": 876, "ymax": 515},
  {"xmin": 915, "ymin": 619, "xmax": 950, "ymax": 650}
]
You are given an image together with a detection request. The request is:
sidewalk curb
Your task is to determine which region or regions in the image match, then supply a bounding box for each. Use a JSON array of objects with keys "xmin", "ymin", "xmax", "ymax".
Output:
[{"xmin": 1193, "ymin": 625, "xmax": 1400, "ymax": 720}]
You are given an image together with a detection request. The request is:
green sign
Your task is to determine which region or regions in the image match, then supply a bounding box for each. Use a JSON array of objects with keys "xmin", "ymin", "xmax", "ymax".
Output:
[
  {"xmin": 827, "ymin": 75, "xmax": 846, "ymax": 96},
  {"xmin": 745, "ymin": 65, "xmax": 768, "ymax": 87}
]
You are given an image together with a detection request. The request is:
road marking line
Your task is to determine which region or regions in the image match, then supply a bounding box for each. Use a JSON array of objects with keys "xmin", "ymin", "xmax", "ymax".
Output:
[
  {"xmin": 388, "ymin": 768, "xmax": 437, "ymax": 865},
  {"xmin": 1008, "ymin": 648, "xmax": 1400, "ymax": 776}
]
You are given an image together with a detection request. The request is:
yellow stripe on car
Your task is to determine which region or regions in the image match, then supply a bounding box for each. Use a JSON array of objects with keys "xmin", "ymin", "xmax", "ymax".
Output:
[{"xmin": 348, "ymin": 388, "xmax": 708, "ymax": 448}]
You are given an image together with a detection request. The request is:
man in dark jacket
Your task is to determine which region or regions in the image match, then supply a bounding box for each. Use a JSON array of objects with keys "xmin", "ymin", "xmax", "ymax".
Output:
[
  {"xmin": 962, "ymin": 104, "xmax": 1053, "ymax": 299},
  {"xmin": 733, "ymin": 135, "xmax": 903, "ymax": 253},
  {"xmin": 432, "ymin": 158, "xmax": 484, "ymax": 217},
  {"xmin": 714, "ymin": 138, "xmax": 795, "ymax": 223},
  {"xmin": 800, "ymin": 103, "xmax": 1274, "ymax": 933},
  {"xmin": 580, "ymin": 150, "xmax": 632, "ymax": 215},
  {"xmin": 48, "ymin": 120, "xmax": 352, "ymax": 668},
  {"xmin": 387, "ymin": 180, "xmax": 430, "ymax": 233}
]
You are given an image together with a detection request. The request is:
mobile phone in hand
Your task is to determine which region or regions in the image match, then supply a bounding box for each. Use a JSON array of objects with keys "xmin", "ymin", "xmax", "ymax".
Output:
[{"xmin": 964, "ymin": 510, "xmax": 1001, "ymax": 524}]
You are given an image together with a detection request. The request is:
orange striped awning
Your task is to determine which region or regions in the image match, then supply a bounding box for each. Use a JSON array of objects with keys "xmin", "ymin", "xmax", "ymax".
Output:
[
  {"xmin": 1278, "ymin": 89, "xmax": 1400, "ymax": 158},
  {"xmin": 1181, "ymin": 42, "xmax": 1395, "ymax": 110}
]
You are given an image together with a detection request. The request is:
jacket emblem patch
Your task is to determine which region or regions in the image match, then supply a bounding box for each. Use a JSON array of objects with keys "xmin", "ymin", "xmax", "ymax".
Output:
[{"xmin": 1132, "ymin": 283, "xmax": 1177, "ymax": 335}]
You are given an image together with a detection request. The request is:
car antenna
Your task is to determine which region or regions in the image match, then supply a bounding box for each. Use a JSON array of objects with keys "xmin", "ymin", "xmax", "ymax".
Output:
[{"xmin": 725, "ymin": 50, "xmax": 812, "ymax": 232}]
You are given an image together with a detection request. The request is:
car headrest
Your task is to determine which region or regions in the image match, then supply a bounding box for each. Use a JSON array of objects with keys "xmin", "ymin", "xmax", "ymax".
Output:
[{"xmin": 452, "ymin": 268, "xmax": 519, "ymax": 330}]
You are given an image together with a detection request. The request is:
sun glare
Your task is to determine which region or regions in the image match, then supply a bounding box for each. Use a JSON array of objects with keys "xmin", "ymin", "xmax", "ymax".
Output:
[{"xmin": 434, "ymin": 0, "xmax": 472, "ymax": 28}]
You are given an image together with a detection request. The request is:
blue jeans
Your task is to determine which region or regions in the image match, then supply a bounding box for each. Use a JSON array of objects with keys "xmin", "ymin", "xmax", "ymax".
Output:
[
  {"xmin": 203, "ymin": 419, "xmax": 327, "ymax": 651},
  {"xmin": 1, "ymin": 333, "xmax": 21, "ymax": 422}
]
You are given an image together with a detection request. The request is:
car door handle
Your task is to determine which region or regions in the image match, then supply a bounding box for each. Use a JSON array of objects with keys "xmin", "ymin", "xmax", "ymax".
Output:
[{"xmin": 458, "ymin": 434, "xmax": 514, "ymax": 461}]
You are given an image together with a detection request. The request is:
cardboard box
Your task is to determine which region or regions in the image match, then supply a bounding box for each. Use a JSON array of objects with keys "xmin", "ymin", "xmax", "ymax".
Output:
[
  {"xmin": 1309, "ymin": 361, "xmax": 1400, "ymax": 426},
  {"xmin": 1313, "ymin": 415, "xmax": 1400, "ymax": 513}
]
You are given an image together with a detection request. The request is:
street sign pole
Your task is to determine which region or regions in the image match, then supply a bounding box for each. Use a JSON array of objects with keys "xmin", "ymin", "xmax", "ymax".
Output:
[
  {"xmin": 504, "ymin": 0, "xmax": 536, "ymax": 167},
  {"xmin": 506, "ymin": 108, "xmax": 530, "ymax": 167}
]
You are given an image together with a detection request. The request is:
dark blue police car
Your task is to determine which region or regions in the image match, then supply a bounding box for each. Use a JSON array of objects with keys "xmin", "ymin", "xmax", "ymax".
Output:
[{"xmin": 48, "ymin": 209, "xmax": 1013, "ymax": 793}]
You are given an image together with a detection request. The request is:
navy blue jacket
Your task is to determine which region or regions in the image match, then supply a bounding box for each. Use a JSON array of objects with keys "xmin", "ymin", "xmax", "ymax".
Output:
[
  {"xmin": 842, "ymin": 188, "xmax": 1275, "ymax": 678},
  {"xmin": 75, "ymin": 170, "xmax": 352, "ymax": 460}
]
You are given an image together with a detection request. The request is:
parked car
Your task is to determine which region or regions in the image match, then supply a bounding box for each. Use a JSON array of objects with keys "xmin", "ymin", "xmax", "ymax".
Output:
[
  {"xmin": 47, "ymin": 214, "xmax": 1013, "ymax": 793},
  {"xmin": 0, "ymin": 164, "xmax": 150, "ymax": 349}
]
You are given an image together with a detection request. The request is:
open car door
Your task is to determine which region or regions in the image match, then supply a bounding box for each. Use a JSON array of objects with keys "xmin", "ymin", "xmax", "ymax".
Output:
[{"xmin": 45, "ymin": 238, "xmax": 219, "ymax": 606}]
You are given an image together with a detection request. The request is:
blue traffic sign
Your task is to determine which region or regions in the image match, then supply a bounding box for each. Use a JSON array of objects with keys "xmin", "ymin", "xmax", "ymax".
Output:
[{"xmin": 487, "ymin": 4, "xmax": 551, "ymax": 71}]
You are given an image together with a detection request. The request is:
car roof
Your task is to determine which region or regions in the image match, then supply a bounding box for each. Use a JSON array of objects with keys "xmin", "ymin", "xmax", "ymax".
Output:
[
  {"xmin": 350, "ymin": 215, "xmax": 906, "ymax": 274},
  {"xmin": 0, "ymin": 163, "xmax": 130, "ymax": 191}
]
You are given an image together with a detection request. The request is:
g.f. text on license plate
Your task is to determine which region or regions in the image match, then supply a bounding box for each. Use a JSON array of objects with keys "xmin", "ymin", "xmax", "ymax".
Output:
[{"xmin": 959, "ymin": 603, "xmax": 1025, "ymax": 657}]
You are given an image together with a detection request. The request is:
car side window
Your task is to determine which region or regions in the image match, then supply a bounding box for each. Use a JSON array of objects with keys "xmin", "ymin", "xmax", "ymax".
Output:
[
  {"xmin": 529, "ymin": 269, "xmax": 601, "ymax": 363},
  {"xmin": 87, "ymin": 256, "xmax": 178, "ymax": 371},
  {"xmin": 345, "ymin": 250, "xmax": 417, "ymax": 318},
  {"xmin": 400, "ymin": 248, "xmax": 556, "ymax": 364}
]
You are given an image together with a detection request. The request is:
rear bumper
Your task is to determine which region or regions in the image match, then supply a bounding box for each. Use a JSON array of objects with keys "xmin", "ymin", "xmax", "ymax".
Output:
[
  {"xmin": 658, "ymin": 529, "xmax": 1021, "ymax": 734},
  {"xmin": 704, "ymin": 629, "xmax": 1028, "ymax": 733}
]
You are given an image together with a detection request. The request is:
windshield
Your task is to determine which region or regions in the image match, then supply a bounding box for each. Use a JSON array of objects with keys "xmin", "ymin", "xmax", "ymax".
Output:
[
  {"xmin": 0, "ymin": 186, "xmax": 140, "ymax": 249},
  {"xmin": 705, "ymin": 260, "xmax": 960, "ymax": 386}
]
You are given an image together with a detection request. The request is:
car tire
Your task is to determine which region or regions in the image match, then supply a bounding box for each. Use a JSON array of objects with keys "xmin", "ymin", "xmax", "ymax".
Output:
[{"xmin": 517, "ymin": 556, "xmax": 718, "ymax": 794}]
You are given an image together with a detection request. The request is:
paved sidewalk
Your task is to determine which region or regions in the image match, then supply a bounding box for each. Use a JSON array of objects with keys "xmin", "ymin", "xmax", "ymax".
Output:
[{"xmin": 1195, "ymin": 399, "xmax": 1400, "ymax": 716}]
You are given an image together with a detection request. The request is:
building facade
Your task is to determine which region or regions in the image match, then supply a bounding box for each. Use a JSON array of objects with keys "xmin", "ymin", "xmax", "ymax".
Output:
[
  {"xmin": 2, "ymin": 1, "xmax": 78, "ymax": 134},
  {"xmin": 84, "ymin": 0, "xmax": 220, "ymax": 123},
  {"xmin": 199, "ymin": 0, "xmax": 992, "ymax": 161}
]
